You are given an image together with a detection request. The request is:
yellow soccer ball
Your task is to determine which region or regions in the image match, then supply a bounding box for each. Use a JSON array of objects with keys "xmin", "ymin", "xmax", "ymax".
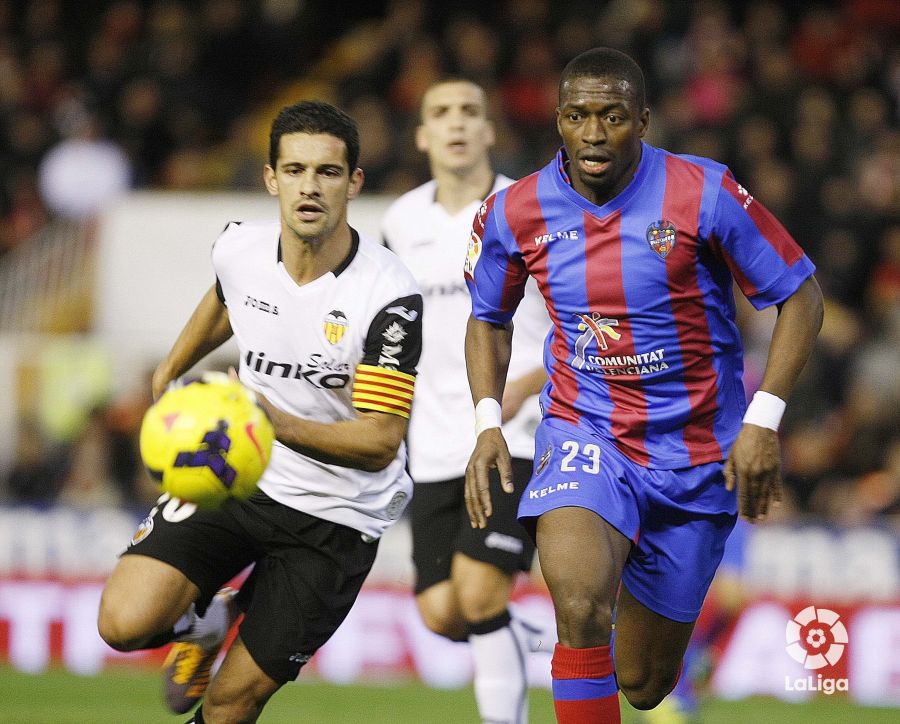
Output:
[{"xmin": 139, "ymin": 371, "xmax": 274, "ymax": 508}]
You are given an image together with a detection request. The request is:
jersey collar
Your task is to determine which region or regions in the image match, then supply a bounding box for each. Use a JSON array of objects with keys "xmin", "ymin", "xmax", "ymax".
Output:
[
  {"xmin": 553, "ymin": 142, "xmax": 654, "ymax": 218},
  {"xmin": 276, "ymin": 227, "xmax": 360, "ymax": 278}
]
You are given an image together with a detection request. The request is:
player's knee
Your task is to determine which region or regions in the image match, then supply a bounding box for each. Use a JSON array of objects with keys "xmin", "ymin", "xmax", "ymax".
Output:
[
  {"xmin": 203, "ymin": 691, "xmax": 266, "ymax": 724},
  {"xmin": 455, "ymin": 580, "xmax": 507, "ymax": 624},
  {"xmin": 97, "ymin": 584, "xmax": 170, "ymax": 651},
  {"xmin": 96, "ymin": 600, "xmax": 143, "ymax": 652},
  {"xmin": 417, "ymin": 602, "xmax": 467, "ymax": 641},
  {"xmin": 617, "ymin": 664, "xmax": 679, "ymax": 711},
  {"xmin": 553, "ymin": 591, "xmax": 613, "ymax": 642}
]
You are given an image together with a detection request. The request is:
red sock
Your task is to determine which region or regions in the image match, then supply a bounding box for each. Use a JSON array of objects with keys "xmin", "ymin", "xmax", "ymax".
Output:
[{"xmin": 551, "ymin": 643, "xmax": 621, "ymax": 723}]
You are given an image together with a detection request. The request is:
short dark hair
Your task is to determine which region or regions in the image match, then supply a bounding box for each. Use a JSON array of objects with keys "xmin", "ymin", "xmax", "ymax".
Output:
[
  {"xmin": 268, "ymin": 101, "xmax": 360, "ymax": 171},
  {"xmin": 559, "ymin": 47, "xmax": 646, "ymax": 110},
  {"xmin": 419, "ymin": 77, "xmax": 489, "ymax": 121}
]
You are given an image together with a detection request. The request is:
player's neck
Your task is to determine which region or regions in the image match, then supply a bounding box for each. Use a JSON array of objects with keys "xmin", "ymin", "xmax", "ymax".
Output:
[
  {"xmin": 279, "ymin": 225, "xmax": 352, "ymax": 286},
  {"xmin": 433, "ymin": 162, "xmax": 495, "ymax": 215}
]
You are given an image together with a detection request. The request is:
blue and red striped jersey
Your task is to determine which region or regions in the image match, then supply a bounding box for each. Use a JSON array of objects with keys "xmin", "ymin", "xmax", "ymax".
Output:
[{"xmin": 465, "ymin": 143, "xmax": 815, "ymax": 469}]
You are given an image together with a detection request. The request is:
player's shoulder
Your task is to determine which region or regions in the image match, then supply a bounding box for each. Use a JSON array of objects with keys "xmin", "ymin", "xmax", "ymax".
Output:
[
  {"xmin": 493, "ymin": 174, "xmax": 516, "ymax": 192},
  {"xmin": 383, "ymin": 181, "xmax": 437, "ymax": 228},
  {"xmin": 215, "ymin": 219, "xmax": 278, "ymax": 246},
  {"xmin": 212, "ymin": 220, "xmax": 278, "ymax": 268},
  {"xmin": 353, "ymin": 232, "xmax": 421, "ymax": 294},
  {"xmin": 491, "ymin": 169, "xmax": 540, "ymax": 201},
  {"xmin": 657, "ymin": 144, "xmax": 729, "ymax": 179}
]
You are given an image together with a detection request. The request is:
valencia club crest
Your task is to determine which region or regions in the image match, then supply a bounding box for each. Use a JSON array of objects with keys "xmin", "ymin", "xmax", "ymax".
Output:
[{"xmin": 646, "ymin": 220, "xmax": 677, "ymax": 259}]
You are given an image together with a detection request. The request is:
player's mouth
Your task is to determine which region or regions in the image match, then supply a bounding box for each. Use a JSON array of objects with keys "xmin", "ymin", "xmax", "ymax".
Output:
[
  {"xmin": 577, "ymin": 153, "xmax": 611, "ymax": 175},
  {"xmin": 296, "ymin": 202, "xmax": 325, "ymax": 221},
  {"xmin": 447, "ymin": 140, "xmax": 468, "ymax": 153}
]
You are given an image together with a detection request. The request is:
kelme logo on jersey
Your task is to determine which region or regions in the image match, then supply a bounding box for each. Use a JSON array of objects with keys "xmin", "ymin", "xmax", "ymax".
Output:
[
  {"xmin": 323, "ymin": 310, "xmax": 348, "ymax": 344},
  {"xmin": 646, "ymin": 219, "xmax": 677, "ymax": 259}
]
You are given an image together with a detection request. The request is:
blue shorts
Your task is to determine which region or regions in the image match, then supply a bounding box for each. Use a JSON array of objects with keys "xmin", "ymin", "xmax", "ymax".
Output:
[{"xmin": 519, "ymin": 418, "xmax": 737, "ymax": 623}]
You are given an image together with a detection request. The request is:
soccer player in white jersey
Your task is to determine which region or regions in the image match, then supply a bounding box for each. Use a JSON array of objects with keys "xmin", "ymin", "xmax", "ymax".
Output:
[
  {"xmin": 383, "ymin": 79, "xmax": 550, "ymax": 724},
  {"xmin": 98, "ymin": 101, "xmax": 423, "ymax": 724}
]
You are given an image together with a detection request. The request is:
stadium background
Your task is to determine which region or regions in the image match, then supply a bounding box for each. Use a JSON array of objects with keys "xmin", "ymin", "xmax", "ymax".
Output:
[{"xmin": 0, "ymin": 0, "xmax": 897, "ymax": 721}]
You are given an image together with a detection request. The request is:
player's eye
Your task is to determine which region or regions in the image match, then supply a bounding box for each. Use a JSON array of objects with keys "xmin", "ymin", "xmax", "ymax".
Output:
[{"xmin": 567, "ymin": 112, "xmax": 582, "ymax": 122}]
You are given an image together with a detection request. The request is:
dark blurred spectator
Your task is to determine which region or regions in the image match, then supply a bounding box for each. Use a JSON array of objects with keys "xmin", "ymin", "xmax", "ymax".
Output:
[
  {"xmin": 56, "ymin": 405, "xmax": 123, "ymax": 509},
  {"xmin": 3, "ymin": 415, "xmax": 66, "ymax": 503}
]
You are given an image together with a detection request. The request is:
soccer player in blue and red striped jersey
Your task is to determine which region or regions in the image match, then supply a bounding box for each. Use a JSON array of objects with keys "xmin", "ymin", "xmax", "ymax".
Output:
[{"xmin": 463, "ymin": 48, "xmax": 823, "ymax": 722}]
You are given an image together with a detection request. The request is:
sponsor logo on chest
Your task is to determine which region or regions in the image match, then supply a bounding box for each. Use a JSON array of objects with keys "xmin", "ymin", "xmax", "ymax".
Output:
[{"xmin": 535, "ymin": 229, "xmax": 578, "ymax": 246}]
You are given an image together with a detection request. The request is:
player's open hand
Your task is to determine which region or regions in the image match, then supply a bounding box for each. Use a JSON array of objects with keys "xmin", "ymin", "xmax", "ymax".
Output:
[
  {"xmin": 464, "ymin": 428, "xmax": 514, "ymax": 529},
  {"xmin": 724, "ymin": 423, "xmax": 783, "ymax": 522}
]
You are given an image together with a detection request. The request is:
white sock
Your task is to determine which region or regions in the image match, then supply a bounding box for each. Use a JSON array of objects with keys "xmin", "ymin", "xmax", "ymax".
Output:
[
  {"xmin": 176, "ymin": 589, "xmax": 235, "ymax": 650},
  {"xmin": 469, "ymin": 610, "xmax": 528, "ymax": 724},
  {"xmin": 172, "ymin": 605, "xmax": 195, "ymax": 638}
]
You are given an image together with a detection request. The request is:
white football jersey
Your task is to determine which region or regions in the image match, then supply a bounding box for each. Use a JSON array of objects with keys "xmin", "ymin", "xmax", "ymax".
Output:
[
  {"xmin": 213, "ymin": 220, "xmax": 423, "ymax": 538},
  {"xmin": 383, "ymin": 177, "xmax": 551, "ymax": 483}
]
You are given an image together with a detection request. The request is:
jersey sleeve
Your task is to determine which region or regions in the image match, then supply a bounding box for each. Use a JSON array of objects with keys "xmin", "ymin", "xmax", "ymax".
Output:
[
  {"xmin": 353, "ymin": 293, "xmax": 423, "ymax": 418},
  {"xmin": 211, "ymin": 221, "xmax": 244, "ymax": 307},
  {"xmin": 711, "ymin": 170, "xmax": 816, "ymax": 310},
  {"xmin": 464, "ymin": 194, "xmax": 529, "ymax": 324}
]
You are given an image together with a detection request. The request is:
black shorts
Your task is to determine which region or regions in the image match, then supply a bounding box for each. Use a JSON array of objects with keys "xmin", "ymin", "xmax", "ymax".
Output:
[
  {"xmin": 410, "ymin": 457, "xmax": 535, "ymax": 595},
  {"xmin": 123, "ymin": 491, "xmax": 377, "ymax": 683}
]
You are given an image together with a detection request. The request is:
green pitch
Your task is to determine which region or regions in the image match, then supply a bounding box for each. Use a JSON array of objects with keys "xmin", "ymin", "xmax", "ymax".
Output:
[{"xmin": 2, "ymin": 665, "xmax": 895, "ymax": 723}]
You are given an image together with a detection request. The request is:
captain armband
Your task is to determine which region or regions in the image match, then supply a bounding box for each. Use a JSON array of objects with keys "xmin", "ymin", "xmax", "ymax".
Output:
[
  {"xmin": 352, "ymin": 364, "xmax": 415, "ymax": 418},
  {"xmin": 742, "ymin": 390, "xmax": 786, "ymax": 431}
]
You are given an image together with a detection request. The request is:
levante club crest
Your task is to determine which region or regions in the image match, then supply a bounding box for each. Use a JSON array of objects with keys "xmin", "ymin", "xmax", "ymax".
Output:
[{"xmin": 646, "ymin": 220, "xmax": 677, "ymax": 258}]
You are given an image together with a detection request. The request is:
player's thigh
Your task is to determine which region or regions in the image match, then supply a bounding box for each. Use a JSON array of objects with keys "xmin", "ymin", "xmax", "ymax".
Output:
[
  {"xmin": 621, "ymin": 463, "xmax": 736, "ymax": 624},
  {"xmin": 536, "ymin": 506, "xmax": 631, "ymax": 646},
  {"xmin": 451, "ymin": 552, "xmax": 514, "ymax": 622},
  {"xmin": 409, "ymin": 479, "xmax": 463, "ymax": 595},
  {"xmin": 205, "ymin": 636, "xmax": 281, "ymax": 722},
  {"xmin": 613, "ymin": 585, "xmax": 694, "ymax": 697},
  {"xmin": 98, "ymin": 554, "xmax": 198, "ymax": 643},
  {"xmin": 120, "ymin": 494, "xmax": 259, "ymax": 614},
  {"xmin": 453, "ymin": 457, "xmax": 535, "ymax": 582},
  {"xmin": 237, "ymin": 508, "xmax": 378, "ymax": 684}
]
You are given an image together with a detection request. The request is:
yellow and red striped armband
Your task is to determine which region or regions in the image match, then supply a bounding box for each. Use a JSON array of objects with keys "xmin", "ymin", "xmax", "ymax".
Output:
[{"xmin": 352, "ymin": 364, "xmax": 416, "ymax": 418}]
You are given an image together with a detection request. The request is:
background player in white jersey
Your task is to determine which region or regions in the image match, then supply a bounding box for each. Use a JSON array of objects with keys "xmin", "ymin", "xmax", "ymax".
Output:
[
  {"xmin": 97, "ymin": 101, "xmax": 423, "ymax": 724},
  {"xmin": 383, "ymin": 79, "xmax": 549, "ymax": 724}
]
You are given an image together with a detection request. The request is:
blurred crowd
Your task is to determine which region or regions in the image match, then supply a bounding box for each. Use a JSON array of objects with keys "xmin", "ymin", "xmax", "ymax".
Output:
[{"xmin": 0, "ymin": 0, "xmax": 898, "ymax": 525}]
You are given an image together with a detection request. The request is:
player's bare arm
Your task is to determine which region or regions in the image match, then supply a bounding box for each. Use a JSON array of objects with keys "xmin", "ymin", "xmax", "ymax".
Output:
[
  {"xmin": 464, "ymin": 314, "xmax": 514, "ymax": 528},
  {"xmin": 254, "ymin": 398, "xmax": 409, "ymax": 472},
  {"xmin": 501, "ymin": 366, "xmax": 547, "ymax": 422},
  {"xmin": 725, "ymin": 275, "xmax": 824, "ymax": 520},
  {"xmin": 151, "ymin": 284, "xmax": 233, "ymax": 399}
]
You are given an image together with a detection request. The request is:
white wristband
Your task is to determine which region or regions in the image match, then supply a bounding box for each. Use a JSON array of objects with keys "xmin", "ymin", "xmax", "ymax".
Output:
[
  {"xmin": 474, "ymin": 398, "xmax": 502, "ymax": 436},
  {"xmin": 742, "ymin": 391, "xmax": 786, "ymax": 431}
]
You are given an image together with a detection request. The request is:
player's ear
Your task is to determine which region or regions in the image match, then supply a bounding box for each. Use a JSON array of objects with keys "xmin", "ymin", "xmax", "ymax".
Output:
[
  {"xmin": 348, "ymin": 167, "xmax": 364, "ymax": 199},
  {"xmin": 263, "ymin": 164, "xmax": 278, "ymax": 196},
  {"xmin": 415, "ymin": 124, "xmax": 429, "ymax": 153},
  {"xmin": 556, "ymin": 108, "xmax": 563, "ymax": 138},
  {"xmin": 638, "ymin": 107, "xmax": 650, "ymax": 138},
  {"xmin": 484, "ymin": 120, "xmax": 496, "ymax": 148}
]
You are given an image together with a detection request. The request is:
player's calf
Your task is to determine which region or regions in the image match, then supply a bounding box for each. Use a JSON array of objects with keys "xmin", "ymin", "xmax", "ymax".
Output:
[{"xmin": 616, "ymin": 657, "xmax": 682, "ymax": 711}]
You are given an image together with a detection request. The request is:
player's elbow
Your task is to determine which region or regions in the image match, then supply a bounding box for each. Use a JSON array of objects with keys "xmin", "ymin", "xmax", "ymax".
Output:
[
  {"xmin": 358, "ymin": 440, "xmax": 401, "ymax": 472},
  {"xmin": 359, "ymin": 452, "xmax": 396, "ymax": 472},
  {"xmin": 356, "ymin": 414, "xmax": 406, "ymax": 471}
]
